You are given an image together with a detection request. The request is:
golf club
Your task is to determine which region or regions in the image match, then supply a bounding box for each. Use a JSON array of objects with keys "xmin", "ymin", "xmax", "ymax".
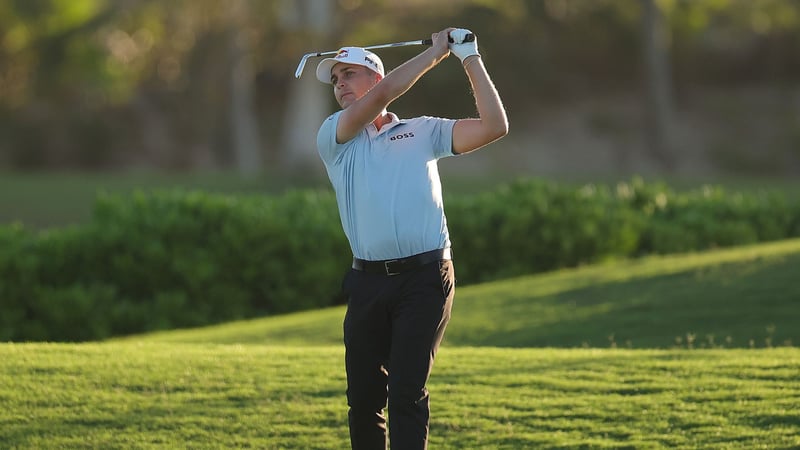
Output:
[{"xmin": 294, "ymin": 34, "xmax": 475, "ymax": 79}]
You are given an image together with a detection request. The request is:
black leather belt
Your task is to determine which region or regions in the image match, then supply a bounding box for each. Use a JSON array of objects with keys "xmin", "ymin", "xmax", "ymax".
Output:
[{"xmin": 352, "ymin": 248, "xmax": 452, "ymax": 276}]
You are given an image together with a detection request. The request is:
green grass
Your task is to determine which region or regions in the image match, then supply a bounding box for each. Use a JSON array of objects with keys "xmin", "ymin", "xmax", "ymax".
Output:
[
  {"xmin": 131, "ymin": 238, "xmax": 800, "ymax": 350},
  {"xmin": 1, "ymin": 344, "xmax": 798, "ymax": 449},
  {"xmin": 3, "ymin": 239, "xmax": 800, "ymax": 448}
]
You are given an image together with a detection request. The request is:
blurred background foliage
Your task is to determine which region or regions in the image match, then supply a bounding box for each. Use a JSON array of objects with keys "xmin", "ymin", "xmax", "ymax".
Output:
[{"xmin": 1, "ymin": 0, "xmax": 800, "ymax": 175}]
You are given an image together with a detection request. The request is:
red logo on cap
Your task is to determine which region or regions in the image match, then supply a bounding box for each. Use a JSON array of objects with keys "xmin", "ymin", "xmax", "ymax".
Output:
[{"xmin": 335, "ymin": 49, "xmax": 349, "ymax": 59}]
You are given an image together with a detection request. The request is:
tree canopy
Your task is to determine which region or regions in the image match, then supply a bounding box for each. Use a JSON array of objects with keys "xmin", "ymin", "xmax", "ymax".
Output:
[{"xmin": 1, "ymin": 0, "xmax": 799, "ymax": 172}]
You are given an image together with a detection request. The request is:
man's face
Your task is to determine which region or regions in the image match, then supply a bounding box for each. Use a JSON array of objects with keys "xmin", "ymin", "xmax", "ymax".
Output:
[{"xmin": 330, "ymin": 63, "xmax": 381, "ymax": 109}]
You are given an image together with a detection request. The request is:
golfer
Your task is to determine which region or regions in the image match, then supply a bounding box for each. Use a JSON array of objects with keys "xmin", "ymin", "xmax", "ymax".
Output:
[{"xmin": 315, "ymin": 27, "xmax": 508, "ymax": 449}]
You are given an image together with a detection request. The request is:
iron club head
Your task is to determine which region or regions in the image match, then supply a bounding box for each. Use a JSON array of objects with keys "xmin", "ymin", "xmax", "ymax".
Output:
[{"xmin": 294, "ymin": 50, "xmax": 339, "ymax": 79}]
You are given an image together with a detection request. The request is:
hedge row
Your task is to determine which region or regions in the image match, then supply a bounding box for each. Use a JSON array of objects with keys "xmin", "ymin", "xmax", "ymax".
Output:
[
  {"xmin": 448, "ymin": 179, "xmax": 800, "ymax": 282},
  {"xmin": 2, "ymin": 178, "xmax": 799, "ymax": 341},
  {"xmin": 1, "ymin": 190, "xmax": 350, "ymax": 341}
]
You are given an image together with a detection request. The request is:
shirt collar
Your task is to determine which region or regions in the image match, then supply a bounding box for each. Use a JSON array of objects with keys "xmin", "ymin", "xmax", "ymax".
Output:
[{"xmin": 367, "ymin": 112, "xmax": 403, "ymax": 137}]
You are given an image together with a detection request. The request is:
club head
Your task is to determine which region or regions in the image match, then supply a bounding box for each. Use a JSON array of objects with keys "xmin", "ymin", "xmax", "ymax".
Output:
[
  {"xmin": 295, "ymin": 54, "xmax": 312, "ymax": 79},
  {"xmin": 295, "ymin": 49, "xmax": 341, "ymax": 79}
]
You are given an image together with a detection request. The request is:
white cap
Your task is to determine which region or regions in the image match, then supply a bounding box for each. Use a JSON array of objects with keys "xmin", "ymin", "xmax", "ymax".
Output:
[{"xmin": 316, "ymin": 47, "xmax": 385, "ymax": 84}]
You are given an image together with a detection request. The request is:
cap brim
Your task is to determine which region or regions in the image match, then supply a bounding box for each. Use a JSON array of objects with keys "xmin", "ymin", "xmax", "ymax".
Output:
[{"xmin": 316, "ymin": 58, "xmax": 339, "ymax": 84}]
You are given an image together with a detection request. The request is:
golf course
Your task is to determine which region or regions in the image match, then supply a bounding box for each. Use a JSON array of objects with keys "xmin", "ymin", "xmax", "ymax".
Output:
[
  {"xmin": 6, "ymin": 1, "xmax": 800, "ymax": 448},
  {"xmin": 3, "ymin": 238, "xmax": 799, "ymax": 448}
]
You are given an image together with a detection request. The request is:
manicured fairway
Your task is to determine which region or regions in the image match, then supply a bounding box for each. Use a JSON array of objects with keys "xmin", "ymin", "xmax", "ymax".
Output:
[{"xmin": 1, "ymin": 344, "xmax": 799, "ymax": 449}]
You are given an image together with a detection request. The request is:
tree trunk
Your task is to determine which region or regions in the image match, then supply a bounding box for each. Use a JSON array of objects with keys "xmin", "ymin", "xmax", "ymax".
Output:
[
  {"xmin": 280, "ymin": 0, "xmax": 334, "ymax": 171},
  {"xmin": 228, "ymin": 0, "xmax": 262, "ymax": 176},
  {"xmin": 641, "ymin": 0, "xmax": 675, "ymax": 171}
]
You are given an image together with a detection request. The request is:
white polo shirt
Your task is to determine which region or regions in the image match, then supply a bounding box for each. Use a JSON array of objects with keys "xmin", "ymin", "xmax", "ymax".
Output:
[{"xmin": 317, "ymin": 111, "xmax": 458, "ymax": 261}]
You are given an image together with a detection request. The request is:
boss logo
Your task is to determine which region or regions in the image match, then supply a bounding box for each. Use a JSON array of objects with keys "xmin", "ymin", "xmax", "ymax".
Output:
[{"xmin": 389, "ymin": 132, "xmax": 415, "ymax": 141}]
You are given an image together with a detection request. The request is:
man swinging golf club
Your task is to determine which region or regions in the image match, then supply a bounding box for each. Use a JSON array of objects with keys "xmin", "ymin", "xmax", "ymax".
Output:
[{"xmin": 315, "ymin": 27, "xmax": 508, "ymax": 449}]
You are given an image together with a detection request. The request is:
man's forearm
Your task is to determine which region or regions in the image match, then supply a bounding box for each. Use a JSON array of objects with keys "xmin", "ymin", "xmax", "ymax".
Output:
[{"xmin": 372, "ymin": 47, "xmax": 448, "ymax": 106}]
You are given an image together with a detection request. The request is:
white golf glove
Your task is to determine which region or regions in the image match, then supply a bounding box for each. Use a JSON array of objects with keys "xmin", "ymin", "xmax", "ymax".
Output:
[{"xmin": 449, "ymin": 28, "xmax": 479, "ymax": 63}]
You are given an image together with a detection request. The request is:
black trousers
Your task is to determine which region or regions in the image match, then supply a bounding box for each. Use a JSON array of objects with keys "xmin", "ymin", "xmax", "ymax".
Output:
[{"xmin": 342, "ymin": 259, "xmax": 455, "ymax": 450}]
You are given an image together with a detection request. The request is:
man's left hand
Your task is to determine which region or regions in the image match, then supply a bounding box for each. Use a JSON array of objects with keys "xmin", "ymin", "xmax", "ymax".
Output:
[{"xmin": 449, "ymin": 28, "xmax": 479, "ymax": 62}]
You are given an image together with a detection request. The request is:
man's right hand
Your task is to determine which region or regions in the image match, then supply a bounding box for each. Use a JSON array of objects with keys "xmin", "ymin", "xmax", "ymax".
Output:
[{"xmin": 429, "ymin": 28, "xmax": 454, "ymax": 60}]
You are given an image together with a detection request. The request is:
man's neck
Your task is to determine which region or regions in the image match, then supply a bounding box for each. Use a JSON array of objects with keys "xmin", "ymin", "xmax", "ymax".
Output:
[{"xmin": 372, "ymin": 111, "xmax": 391, "ymax": 131}]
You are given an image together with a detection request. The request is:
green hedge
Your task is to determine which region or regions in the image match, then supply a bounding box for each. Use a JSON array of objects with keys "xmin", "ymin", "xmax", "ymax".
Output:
[
  {"xmin": 447, "ymin": 180, "xmax": 645, "ymax": 282},
  {"xmin": 0, "ymin": 190, "xmax": 351, "ymax": 341},
  {"xmin": 2, "ymin": 179, "xmax": 799, "ymax": 342}
]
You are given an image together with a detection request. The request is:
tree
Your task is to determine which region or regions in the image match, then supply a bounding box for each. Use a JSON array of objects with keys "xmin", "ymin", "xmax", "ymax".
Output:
[
  {"xmin": 279, "ymin": 0, "xmax": 334, "ymax": 170},
  {"xmin": 641, "ymin": 0, "xmax": 675, "ymax": 170},
  {"xmin": 227, "ymin": 0, "xmax": 263, "ymax": 176}
]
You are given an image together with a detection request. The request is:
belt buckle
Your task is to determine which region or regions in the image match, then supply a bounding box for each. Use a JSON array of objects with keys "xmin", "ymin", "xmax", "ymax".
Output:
[{"xmin": 384, "ymin": 259, "xmax": 400, "ymax": 276}]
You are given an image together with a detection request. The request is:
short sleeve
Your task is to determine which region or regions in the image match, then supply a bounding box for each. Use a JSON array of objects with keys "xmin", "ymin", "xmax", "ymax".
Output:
[
  {"xmin": 317, "ymin": 111, "xmax": 343, "ymax": 165},
  {"xmin": 426, "ymin": 116, "xmax": 458, "ymax": 159}
]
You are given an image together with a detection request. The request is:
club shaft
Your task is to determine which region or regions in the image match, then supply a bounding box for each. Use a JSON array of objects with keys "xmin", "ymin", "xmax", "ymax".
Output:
[
  {"xmin": 363, "ymin": 40, "xmax": 426, "ymax": 51},
  {"xmin": 294, "ymin": 34, "xmax": 475, "ymax": 78}
]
